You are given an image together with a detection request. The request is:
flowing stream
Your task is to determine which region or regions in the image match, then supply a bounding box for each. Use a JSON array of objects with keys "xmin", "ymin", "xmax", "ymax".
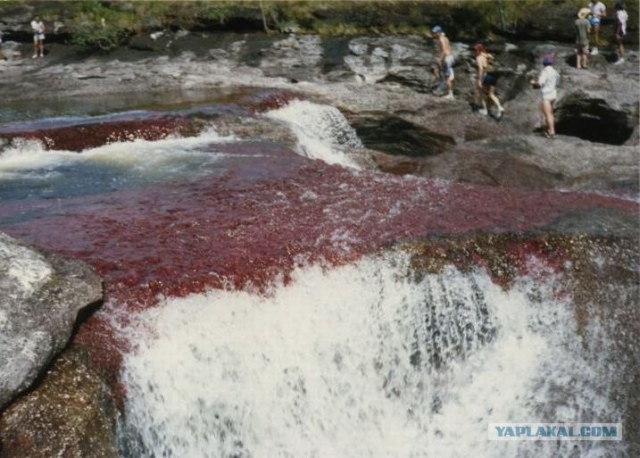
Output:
[
  {"xmin": 116, "ymin": 253, "xmax": 621, "ymax": 457},
  {"xmin": 0, "ymin": 91, "xmax": 632, "ymax": 457}
]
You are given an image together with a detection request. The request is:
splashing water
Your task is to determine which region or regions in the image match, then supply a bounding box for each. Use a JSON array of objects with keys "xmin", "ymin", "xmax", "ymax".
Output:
[
  {"xmin": 265, "ymin": 100, "xmax": 363, "ymax": 169},
  {"xmin": 0, "ymin": 129, "xmax": 236, "ymax": 200},
  {"xmin": 118, "ymin": 251, "xmax": 623, "ymax": 457}
]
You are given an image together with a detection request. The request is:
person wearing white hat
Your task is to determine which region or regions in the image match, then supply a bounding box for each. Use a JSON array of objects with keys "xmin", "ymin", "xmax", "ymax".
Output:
[{"xmin": 575, "ymin": 8, "xmax": 592, "ymax": 69}]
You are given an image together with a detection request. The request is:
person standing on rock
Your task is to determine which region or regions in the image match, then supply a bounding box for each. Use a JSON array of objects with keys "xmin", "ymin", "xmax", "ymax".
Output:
[
  {"xmin": 432, "ymin": 25, "xmax": 455, "ymax": 100},
  {"xmin": 473, "ymin": 43, "xmax": 504, "ymax": 120},
  {"xmin": 613, "ymin": 2, "xmax": 628, "ymax": 64},
  {"xmin": 575, "ymin": 8, "xmax": 592, "ymax": 68},
  {"xmin": 0, "ymin": 30, "xmax": 5, "ymax": 61},
  {"xmin": 530, "ymin": 54, "xmax": 559, "ymax": 138},
  {"xmin": 30, "ymin": 15, "xmax": 45, "ymax": 58},
  {"xmin": 588, "ymin": 0, "xmax": 607, "ymax": 53}
]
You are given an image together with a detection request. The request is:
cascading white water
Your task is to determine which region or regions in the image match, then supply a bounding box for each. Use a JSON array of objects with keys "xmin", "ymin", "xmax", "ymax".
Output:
[
  {"xmin": 0, "ymin": 129, "xmax": 234, "ymax": 176},
  {"xmin": 117, "ymin": 251, "xmax": 624, "ymax": 457},
  {"xmin": 265, "ymin": 100, "xmax": 363, "ymax": 169},
  {"xmin": 0, "ymin": 129, "xmax": 237, "ymax": 201}
]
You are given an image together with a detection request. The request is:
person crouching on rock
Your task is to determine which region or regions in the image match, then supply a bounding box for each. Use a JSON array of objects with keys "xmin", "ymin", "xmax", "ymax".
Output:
[
  {"xmin": 432, "ymin": 25, "xmax": 455, "ymax": 100},
  {"xmin": 473, "ymin": 43, "xmax": 505, "ymax": 120},
  {"xmin": 575, "ymin": 8, "xmax": 592, "ymax": 69},
  {"xmin": 530, "ymin": 54, "xmax": 559, "ymax": 139},
  {"xmin": 30, "ymin": 15, "xmax": 45, "ymax": 58}
]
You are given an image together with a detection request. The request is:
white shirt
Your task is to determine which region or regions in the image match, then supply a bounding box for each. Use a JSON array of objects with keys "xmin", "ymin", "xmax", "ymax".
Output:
[
  {"xmin": 617, "ymin": 10, "xmax": 629, "ymax": 34},
  {"xmin": 589, "ymin": 1, "xmax": 606, "ymax": 18},
  {"xmin": 31, "ymin": 20, "xmax": 45, "ymax": 34},
  {"xmin": 538, "ymin": 66, "xmax": 559, "ymax": 101}
]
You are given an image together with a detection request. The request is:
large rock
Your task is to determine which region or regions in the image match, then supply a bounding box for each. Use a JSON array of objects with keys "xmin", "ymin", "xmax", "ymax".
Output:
[
  {"xmin": 370, "ymin": 133, "xmax": 639, "ymax": 197},
  {"xmin": 0, "ymin": 32, "xmax": 635, "ymax": 200},
  {"xmin": 0, "ymin": 347, "xmax": 118, "ymax": 457},
  {"xmin": 0, "ymin": 232, "xmax": 103, "ymax": 410}
]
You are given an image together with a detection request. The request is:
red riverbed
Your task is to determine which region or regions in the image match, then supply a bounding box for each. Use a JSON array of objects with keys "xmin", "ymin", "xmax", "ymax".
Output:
[{"xmin": 0, "ymin": 113, "xmax": 637, "ymax": 397}]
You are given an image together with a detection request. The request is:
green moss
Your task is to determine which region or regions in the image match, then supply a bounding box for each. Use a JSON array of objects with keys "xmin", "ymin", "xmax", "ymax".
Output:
[{"xmin": 3, "ymin": 0, "xmax": 631, "ymax": 47}]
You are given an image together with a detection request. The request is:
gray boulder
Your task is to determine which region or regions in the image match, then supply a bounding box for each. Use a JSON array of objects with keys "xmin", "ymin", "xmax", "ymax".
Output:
[{"xmin": 0, "ymin": 232, "xmax": 103, "ymax": 410}]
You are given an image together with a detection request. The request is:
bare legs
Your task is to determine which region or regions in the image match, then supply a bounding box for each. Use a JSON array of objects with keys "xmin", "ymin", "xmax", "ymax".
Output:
[
  {"xmin": 540, "ymin": 99, "xmax": 555, "ymax": 137},
  {"xmin": 592, "ymin": 24, "xmax": 601, "ymax": 47},
  {"xmin": 33, "ymin": 38, "xmax": 43, "ymax": 58},
  {"xmin": 576, "ymin": 48, "xmax": 588, "ymax": 69},
  {"xmin": 477, "ymin": 85, "xmax": 504, "ymax": 118},
  {"xmin": 486, "ymin": 86, "xmax": 504, "ymax": 112},
  {"xmin": 615, "ymin": 37, "xmax": 625, "ymax": 62}
]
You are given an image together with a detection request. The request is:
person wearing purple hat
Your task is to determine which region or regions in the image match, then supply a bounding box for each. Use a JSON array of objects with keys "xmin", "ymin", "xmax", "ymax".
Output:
[{"xmin": 530, "ymin": 54, "xmax": 559, "ymax": 138}]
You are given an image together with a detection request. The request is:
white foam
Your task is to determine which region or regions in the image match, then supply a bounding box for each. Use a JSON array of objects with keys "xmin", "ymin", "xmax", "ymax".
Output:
[
  {"xmin": 0, "ymin": 138, "xmax": 75, "ymax": 172},
  {"xmin": 118, "ymin": 252, "xmax": 622, "ymax": 457},
  {"xmin": 0, "ymin": 128, "xmax": 235, "ymax": 181},
  {"xmin": 265, "ymin": 100, "xmax": 363, "ymax": 169}
]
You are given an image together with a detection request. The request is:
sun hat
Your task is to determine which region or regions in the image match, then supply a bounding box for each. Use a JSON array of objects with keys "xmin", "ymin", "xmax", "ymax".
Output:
[
  {"xmin": 578, "ymin": 7, "xmax": 591, "ymax": 18},
  {"xmin": 432, "ymin": 25, "xmax": 443, "ymax": 34}
]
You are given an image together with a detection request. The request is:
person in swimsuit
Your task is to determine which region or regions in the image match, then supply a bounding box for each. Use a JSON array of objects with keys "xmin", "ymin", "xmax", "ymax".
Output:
[
  {"xmin": 473, "ymin": 43, "xmax": 505, "ymax": 120},
  {"xmin": 432, "ymin": 25, "xmax": 455, "ymax": 100}
]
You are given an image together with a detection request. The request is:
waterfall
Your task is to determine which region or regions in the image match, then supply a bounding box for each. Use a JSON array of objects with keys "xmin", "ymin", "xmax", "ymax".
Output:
[
  {"xmin": 117, "ymin": 251, "xmax": 623, "ymax": 457},
  {"xmin": 265, "ymin": 100, "xmax": 363, "ymax": 169}
]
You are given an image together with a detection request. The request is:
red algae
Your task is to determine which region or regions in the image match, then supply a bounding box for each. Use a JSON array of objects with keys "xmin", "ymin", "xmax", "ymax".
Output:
[
  {"xmin": 0, "ymin": 116, "xmax": 198, "ymax": 152},
  {"xmin": 1, "ymin": 141, "xmax": 637, "ymax": 397},
  {"xmin": 237, "ymin": 89, "xmax": 305, "ymax": 114}
]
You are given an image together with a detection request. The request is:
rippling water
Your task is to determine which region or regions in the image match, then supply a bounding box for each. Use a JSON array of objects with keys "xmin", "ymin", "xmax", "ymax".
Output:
[{"xmin": 0, "ymin": 89, "xmax": 635, "ymax": 457}]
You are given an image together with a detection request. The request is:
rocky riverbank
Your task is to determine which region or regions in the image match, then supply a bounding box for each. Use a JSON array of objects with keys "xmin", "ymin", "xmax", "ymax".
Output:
[
  {"xmin": 0, "ymin": 23, "xmax": 639, "ymax": 458},
  {"xmin": 1, "ymin": 30, "xmax": 638, "ymax": 193}
]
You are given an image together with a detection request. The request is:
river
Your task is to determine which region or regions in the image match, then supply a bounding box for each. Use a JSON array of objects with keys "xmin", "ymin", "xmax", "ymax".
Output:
[{"xmin": 0, "ymin": 88, "xmax": 635, "ymax": 457}]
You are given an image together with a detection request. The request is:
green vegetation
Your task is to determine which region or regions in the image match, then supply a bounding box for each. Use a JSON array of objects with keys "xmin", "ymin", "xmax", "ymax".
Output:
[
  {"xmin": 3, "ymin": 0, "xmax": 635, "ymax": 50},
  {"xmin": 66, "ymin": 2, "xmax": 136, "ymax": 50}
]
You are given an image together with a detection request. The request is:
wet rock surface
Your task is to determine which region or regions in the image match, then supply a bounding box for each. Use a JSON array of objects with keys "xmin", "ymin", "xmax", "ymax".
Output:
[
  {"xmin": 0, "ymin": 232, "xmax": 103, "ymax": 410},
  {"xmin": 0, "ymin": 28, "xmax": 638, "ymax": 457},
  {"xmin": 0, "ymin": 347, "xmax": 118, "ymax": 458},
  {"xmin": 407, "ymin": 232, "xmax": 640, "ymax": 450},
  {"xmin": 1, "ymin": 32, "xmax": 636, "ymax": 195}
]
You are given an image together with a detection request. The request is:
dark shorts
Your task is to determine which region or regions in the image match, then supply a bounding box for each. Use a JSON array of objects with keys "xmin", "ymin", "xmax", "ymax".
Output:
[
  {"xmin": 482, "ymin": 73, "xmax": 499, "ymax": 87},
  {"xmin": 576, "ymin": 44, "xmax": 588, "ymax": 55}
]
